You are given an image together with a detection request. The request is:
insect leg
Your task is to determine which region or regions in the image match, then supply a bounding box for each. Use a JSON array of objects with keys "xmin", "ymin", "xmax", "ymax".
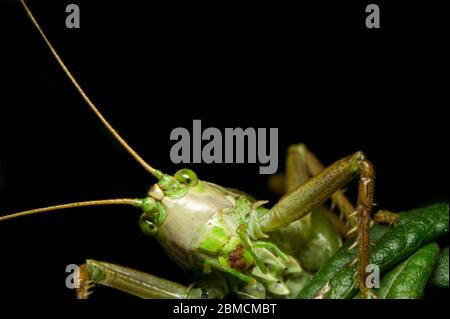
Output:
[
  {"xmin": 289, "ymin": 144, "xmax": 357, "ymax": 227},
  {"xmin": 253, "ymin": 241, "xmax": 289, "ymax": 262},
  {"xmin": 236, "ymin": 224, "xmax": 268, "ymax": 273},
  {"xmin": 374, "ymin": 209, "xmax": 399, "ymax": 225},
  {"xmin": 202, "ymin": 258, "xmax": 255, "ymax": 285},
  {"xmin": 288, "ymin": 144, "xmax": 351, "ymax": 237},
  {"xmin": 76, "ymin": 259, "xmax": 227, "ymax": 299},
  {"xmin": 259, "ymin": 151, "xmax": 375, "ymax": 297}
]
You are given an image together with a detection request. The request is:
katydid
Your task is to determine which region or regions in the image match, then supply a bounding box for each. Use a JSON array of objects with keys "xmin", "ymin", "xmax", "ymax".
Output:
[{"xmin": 0, "ymin": 0, "xmax": 377, "ymax": 299}]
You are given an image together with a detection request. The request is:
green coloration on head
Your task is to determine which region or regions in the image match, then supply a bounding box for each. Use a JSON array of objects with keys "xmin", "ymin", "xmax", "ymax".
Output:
[
  {"xmin": 142, "ymin": 173, "xmax": 312, "ymax": 297},
  {"xmin": 137, "ymin": 169, "xmax": 202, "ymax": 237},
  {"xmin": 174, "ymin": 169, "xmax": 198, "ymax": 187},
  {"xmin": 156, "ymin": 169, "xmax": 200, "ymax": 197},
  {"xmin": 218, "ymin": 235, "xmax": 254, "ymax": 271},
  {"xmin": 199, "ymin": 226, "xmax": 230, "ymax": 254},
  {"xmin": 139, "ymin": 197, "xmax": 155, "ymax": 212},
  {"xmin": 242, "ymin": 251, "xmax": 254, "ymax": 268},
  {"xmin": 193, "ymin": 180, "xmax": 206, "ymax": 192},
  {"xmin": 136, "ymin": 198, "xmax": 167, "ymax": 236},
  {"xmin": 155, "ymin": 168, "xmax": 199, "ymax": 197},
  {"xmin": 221, "ymin": 237, "xmax": 242, "ymax": 255},
  {"xmin": 136, "ymin": 197, "xmax": 167, "ymax": 225},
  {"xmin": 152, "ymin": 169, "xmax": 164, "ymax": 180},
  {"xmin": 158, "ymin": 174, "xmax": 189, "ymax": 197},
  {"xmin": 235, "ymin": 196, "xmax": 252, "ymax": 221}
]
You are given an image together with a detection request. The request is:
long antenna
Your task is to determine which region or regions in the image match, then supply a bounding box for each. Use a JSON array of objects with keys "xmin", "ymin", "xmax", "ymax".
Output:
[
  {"xmin": 20, "ymin": 0, "xmax": 160, "ymax": 178},
  {"xmin": 0, "ymin": 198, "xmax": 141, "ymax": 222}
]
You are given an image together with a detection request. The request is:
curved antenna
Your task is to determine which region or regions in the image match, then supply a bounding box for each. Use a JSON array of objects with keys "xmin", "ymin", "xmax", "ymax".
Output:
[
  {"xmin": 0, "ymin": 198, "xmax": 142, "ymax": 222},
  {"xmin": 20, "ymin": 0, "xmax": 161, "ymax": 179}
]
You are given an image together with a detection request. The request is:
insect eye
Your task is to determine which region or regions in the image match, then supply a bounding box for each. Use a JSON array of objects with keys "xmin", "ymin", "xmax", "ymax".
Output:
[
  {"xmin": 139, "ymin": 214, "xmax": 158, "ymax": 236},
  {"xmin": 174, "ymin": 169, "xmax": 198, "ymax": 187}
]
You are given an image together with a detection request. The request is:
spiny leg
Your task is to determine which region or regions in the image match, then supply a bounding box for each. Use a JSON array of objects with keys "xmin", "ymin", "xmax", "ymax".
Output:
[
  {"xmin": 374, "ymin": 209, "xmax": 399, "ymax": 225},
  {"xmin": 259, "ymin": 151, "xmax": 375, "ymax": 297},
  {"xmin": 285, "ymin": 144, "xmax": 397, "ymax": 231},
  {"xmin": 268, "ymin": 143, "xmax": 346, "ymax": 271},
  {"xmin": 287, "ymin": 144, "xmax": 357, "ymax": 229},
  {"xmin": 76, "ymin": 259, "xmax": 228, "ymax": 299},
  {"xmin": 286, "ymin": 144, "xmax": 355, "ymax": 236},
  {"xmin": 268, "ymin": 144, "xmax": 355, "ymax": 237}
]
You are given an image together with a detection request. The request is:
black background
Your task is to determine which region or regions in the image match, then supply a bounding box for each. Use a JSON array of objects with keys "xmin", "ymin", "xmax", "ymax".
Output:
[{"xmin": 0, "ymin": 0, "xmax": 447, "ymax": 307}]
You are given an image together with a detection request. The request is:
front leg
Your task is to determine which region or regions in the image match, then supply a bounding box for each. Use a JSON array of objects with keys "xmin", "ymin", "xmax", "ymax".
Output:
[
  {"xmin": 76, "ymin": 259, "xmax": 228, "ymax": 299},
  {"xmin": 259, "ymin": 151, "xmax": 375, "ymax": 298}
]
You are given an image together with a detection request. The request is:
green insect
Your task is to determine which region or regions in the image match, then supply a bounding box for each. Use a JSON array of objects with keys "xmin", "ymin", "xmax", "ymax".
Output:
[{"xmin": 2, "ymin": 1, "xmax": 444, "ymax": 300}]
